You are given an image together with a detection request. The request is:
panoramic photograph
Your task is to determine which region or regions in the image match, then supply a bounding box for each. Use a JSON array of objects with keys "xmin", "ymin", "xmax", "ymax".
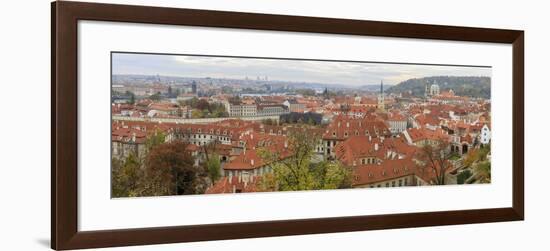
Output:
[{"xmin": 111, "ymin": 52, "xmax": 492, "ymax": 198}]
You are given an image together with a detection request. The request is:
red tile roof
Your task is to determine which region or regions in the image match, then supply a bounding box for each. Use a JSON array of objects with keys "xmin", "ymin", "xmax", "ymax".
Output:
[
  {"xmin": 323, "ymin": 115, "xmax": 391, "ymax": 140},
  {"xmin": 205, "ymin": 176, "xmax": 261, "ymax": 194}
]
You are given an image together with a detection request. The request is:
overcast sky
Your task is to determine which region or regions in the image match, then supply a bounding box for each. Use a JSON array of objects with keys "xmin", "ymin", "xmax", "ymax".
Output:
[{"xmin": 112, "ymin": 53, "xmax": 491, "ymax": 86}]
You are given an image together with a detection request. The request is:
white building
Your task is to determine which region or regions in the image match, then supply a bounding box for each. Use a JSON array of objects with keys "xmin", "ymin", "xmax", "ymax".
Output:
[
  {"xmin": 225, "ymin": 102, "xmax": 257, "ymax": 117},
  {"xmin": 430, "ymin": 84, "xmax": 440, "ymax": 96},
  {"xmin": 388, "ymin": 118, "xmax": 408, "ymax": 134},
  {"xmin": 480, "ymin": 124, "xmax": 491, "ymax": 144},
  {"xmin": 257, "ymin": 104, "xmax": 289, "ymax": 116}
]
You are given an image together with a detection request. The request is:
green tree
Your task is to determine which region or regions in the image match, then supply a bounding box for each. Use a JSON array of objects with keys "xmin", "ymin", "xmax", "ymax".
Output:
[
  {"xmin": 206, "ymin": 154, "xmax": 221, "ymax": 183},
  {"xmin": 145, "ymin": 130, "xmax": 166, "ymax": 151},
  {"xmin": 191, "ymin": 109, "xmax": 204, "ymax": 118},
  {"xmin": 149, "ymin": 92, "xmax": 162, "ymax": 101},
  {"xmin": 457, "ymin": 169, "xmax": 472, "ymax": 184},
  {"xmin": 258, "ymin": 132, "xmax": 351, "ymax": 191},
  {"xmin": 111, "ymin": 153, "xmax": 142, "ymax": 197},
  {"xmin": 475, "ymin": 162, "xmax": 491, "ymax": 183},
  {"xmin": 125, "ymin": 91, "xmax": 135, "ymax": 105}
]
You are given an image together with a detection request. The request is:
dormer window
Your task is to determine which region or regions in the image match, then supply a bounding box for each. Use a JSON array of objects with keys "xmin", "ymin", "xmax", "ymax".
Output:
[{"xmin": 344, "ymin": 132, "xmax": 348, "ymax": 138}]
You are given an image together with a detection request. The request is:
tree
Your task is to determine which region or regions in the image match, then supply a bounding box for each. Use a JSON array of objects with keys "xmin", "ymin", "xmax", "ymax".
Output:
[
  {"xmin": 191, "ymin": 109, "xmax": 204, "ymax": 118},
  {"xmin": 457, "ymin": 169, "xmax": 472, "ymax": 184},
  {"xmin": 262, "ymin": 119, "xmax": 275, "ymax": 125},
  {"xmin": 111, "ymin": 153, "xmax": 142, "ymax": 197},
  {"xmin": 475, "ymin": 162, "xmax": 491, "ymax": 183},
  {"xmin": 258, "ymin": 132, "xmax": 351, "ymax": 191},
  {"xmin": 463, "ymin": 149, "xmax": 479, "ymax": 168},
  {"xmin": 150, "ymin": 92, "xmax": 162, "ymax": 101},
  {"xmin": 228, "ymin": 95, "xmax": 241, "ymax": 104},
  {"xmin": 145, "ymin": 130, "xmax": 166, "ymax": 151},
  {"xmin": 206, "ymin": 154, "xmax": 221, "ymax": 183},
  {"xmin": 415, "ymin": 140, "xmax": 453, "ymax": 185},
  {"xmin": 125, "ymin": 91, "xmax": 135, "ymax": 105},
  {"xmin": 196, "ymin": 99, "xmax": 210, "ymax": 111},
  {"xmin": 311, "ymin": 161, "xmax": 353, "ymax": 189},
  {"xmin": 144, "ymin": 141, "xmax": 206, "ymax": 196}
]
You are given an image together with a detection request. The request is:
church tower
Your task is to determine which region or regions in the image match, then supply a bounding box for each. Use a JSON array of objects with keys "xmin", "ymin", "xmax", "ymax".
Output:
[
  {"xmin": 424, "ymin": 81, "xmax": 429, "ymax": 98},
  {"xmin": 378, "ymin": 80, "xmax": 385, "ymax": 111}
]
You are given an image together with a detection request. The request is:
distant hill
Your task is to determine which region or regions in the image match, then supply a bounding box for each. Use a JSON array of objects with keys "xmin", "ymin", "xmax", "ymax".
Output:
[{"xmin": 386, "ymin": 76, "xmax": 491, "ymax": 99}]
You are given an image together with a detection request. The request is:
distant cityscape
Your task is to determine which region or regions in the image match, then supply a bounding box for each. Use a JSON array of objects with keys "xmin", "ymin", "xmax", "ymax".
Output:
[{"xmin": 111, "ymin": 53, "xmax": 492, "ymax": 197}]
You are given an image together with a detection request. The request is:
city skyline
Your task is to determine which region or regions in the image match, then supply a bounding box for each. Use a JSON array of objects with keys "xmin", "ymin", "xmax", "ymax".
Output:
[{"xmin": 112, "ymin": 52, "xmax": 492, "ymax": 86}]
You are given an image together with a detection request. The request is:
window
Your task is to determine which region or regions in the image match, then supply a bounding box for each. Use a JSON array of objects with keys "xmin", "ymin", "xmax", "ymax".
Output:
[
  {"xmin": 386, "ymin": 183, "xmax": 389, "ymax": 187},
  {"xmin": 399, "ymin": 180, "xmax": 403, "ymax": 186},
  {"xmin": 392, "ymin": 181, "xmax": 396, "ymax": 187}
]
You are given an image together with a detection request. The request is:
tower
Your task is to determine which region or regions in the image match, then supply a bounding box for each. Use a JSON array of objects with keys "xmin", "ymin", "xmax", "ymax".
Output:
[
  {"xmin": 425, "ymin": 82, "xmax": 429, "ymax": 98},
  {"xmin": 191, "ymin": 81, "xmax": 197, "ymax": 94},
  {"xmin": 378, "ymin": 80, "xmax": 385, "ymax": 111}
]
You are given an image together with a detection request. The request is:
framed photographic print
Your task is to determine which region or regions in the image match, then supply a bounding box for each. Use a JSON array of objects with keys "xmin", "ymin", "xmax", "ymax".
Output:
[{"xmin": 52, "ymin": 1, "xmax": 524, "ymax": 250}]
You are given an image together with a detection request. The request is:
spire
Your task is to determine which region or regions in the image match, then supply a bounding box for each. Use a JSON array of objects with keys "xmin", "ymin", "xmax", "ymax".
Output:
[{"xmin": 378, "ymin": 80, "xmax": 385, "ymax": 111}]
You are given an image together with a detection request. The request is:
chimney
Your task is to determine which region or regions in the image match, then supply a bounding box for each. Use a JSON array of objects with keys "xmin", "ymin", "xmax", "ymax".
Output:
[
  {"xmin": 338, "ymin": 122, "xmax": 341, "ymax": 128},
  {"xmin": 374, "ymin": 143, "xmax": 379, "ymax": 151},
  {"xmin": 346, "ymin": 122, "xmax": 350, "ymax": 128},
  {"xmin": 250, "ymin": 159, "xmax": 255, "ymax": 166},
  {"xmin": 132, "ymin": 132, "xmax": 136, "ymax": 142},
  {"xmin": 369, "ymin": 135, "xmax": 372, "ymax": 142},
  {"xmin": 284, "ymin": 141, "xmax": 288, "ymax": 148}
]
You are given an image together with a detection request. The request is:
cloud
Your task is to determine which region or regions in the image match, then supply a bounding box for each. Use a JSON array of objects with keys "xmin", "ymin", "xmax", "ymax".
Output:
[{"xmin": 112, "ymin": 52, "xmax": 491, "ymax": 86}]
